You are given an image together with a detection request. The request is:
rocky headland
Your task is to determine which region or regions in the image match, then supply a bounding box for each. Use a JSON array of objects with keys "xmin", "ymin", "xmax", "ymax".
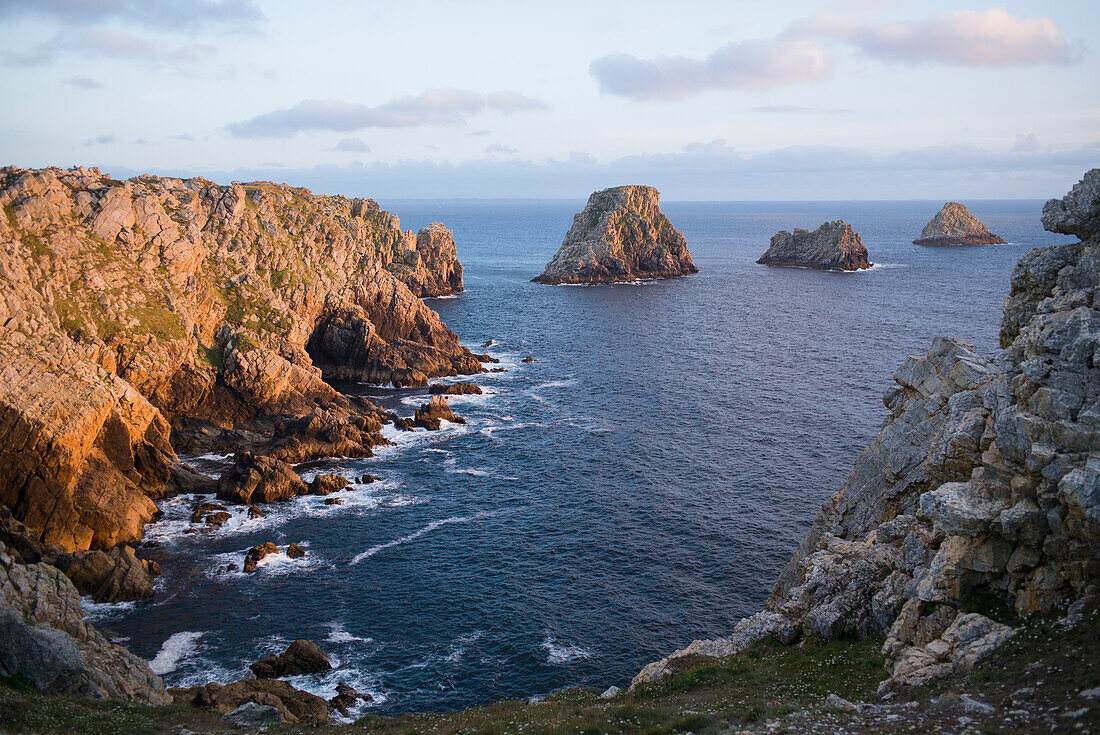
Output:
[
  {"xmin": 0, "ymin": 165, "xmax": 483, "ymax": 564},
  {"xmin": 533, "ymin": 185, "xmax": 697, "ymax": 284},
  {"xmin": 914, "ymin": 202, "xmax": 1007, "ymax": 246},
  {"xmin": 635, "ymin": 170, "xmax": 1100, "ymax": 705},
  {"xmin": 757, "ymin": 220, "xmax": 872, "ymax": 271}
]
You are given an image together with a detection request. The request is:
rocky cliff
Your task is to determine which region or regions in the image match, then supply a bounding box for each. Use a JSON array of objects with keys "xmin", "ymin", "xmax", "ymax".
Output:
[
  {"xmin": 914, "ymin": 202, "xmax": 1006, "ymax": 246},
  {"xmin": 0, "ymin": 166, "xmax": 483, "ymax": 553},
  {"xmin": 636, "ymin": 170, "xmax": 1098, "ymax": 693},
  {"xmin": 757, "ymin": 220, "xmax": 872, "ymax": 271},
  {"xmin": 533, "ymin": 186, "xmax": 697, "ymax": 284}
]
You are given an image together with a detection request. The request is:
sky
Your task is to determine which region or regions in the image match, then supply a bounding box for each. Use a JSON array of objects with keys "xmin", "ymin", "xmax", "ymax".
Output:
[{"xmin": 0, "ymin": 0, "xmax": 1097, "ymax": 200}]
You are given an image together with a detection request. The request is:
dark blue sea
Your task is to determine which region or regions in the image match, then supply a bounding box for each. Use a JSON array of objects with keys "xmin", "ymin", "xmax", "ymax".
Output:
[{"xmin": 88, "ymin": 199, "xmax": 1075, "ymax": 717}]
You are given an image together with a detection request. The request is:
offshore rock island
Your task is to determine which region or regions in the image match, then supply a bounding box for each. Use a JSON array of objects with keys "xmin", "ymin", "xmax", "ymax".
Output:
[
  {"xmin": 757, "ymin": 220, "xmax": 872, "ymax": 271},
  {"xmin": 914, "ymin": 201, "xmax": 1007, "ymax": 246},
  {"xmin": 533, "ymin": 185, "xmax": 697, "ymax": 284}
]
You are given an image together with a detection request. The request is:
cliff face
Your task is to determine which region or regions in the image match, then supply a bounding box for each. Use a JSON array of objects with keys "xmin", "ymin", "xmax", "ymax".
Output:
[
  {"xmin": 636, "ymin": 170, "xmax": 1099, "ymax": 693},
  {"xmin": 0, "ymin": 166, "xmax": 482, "ymax": 551},
  {"xmin": 757, "ymin": 220, "xmax": 872, "ymax": 271},
  {"xmin": 533, "ymin": 186, "xmax": 697, "ymax": 284},
  {"xmin": 914, "ymin": 202, "xmax": 1006, "ymax": 246}
]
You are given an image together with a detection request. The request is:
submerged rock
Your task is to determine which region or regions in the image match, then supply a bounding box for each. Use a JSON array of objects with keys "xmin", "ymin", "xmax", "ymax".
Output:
[
  {"xmin": 757, "ymin": 220, "xmax": 872, "ymax": 271},
  {"xmin": 533, "ymin": 186, "xmax": 697, "ymax": 284},
  {"xmin": 914, "ymin": 202, "xmax": 1006, "ymax": 246},
  {"xmin": 250, "ymin": 639, "xmax": 332, "ymax": 678}
]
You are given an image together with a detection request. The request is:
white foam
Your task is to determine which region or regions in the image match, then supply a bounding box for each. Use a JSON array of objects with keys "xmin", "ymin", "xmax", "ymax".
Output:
[
  {"xmin": 445, "ymin": 630, "xmax": 485, "ymax": 663},
  {"xmin": 541, "ymin": 636, "xmax": 593, "ymax": 665},
  {"xmin": 350, "ymin": 509, "xmax": 510, "ymax": 565},
  {"xmin": 149, "ymin": 631, "xmax": 205, "ymax": 675},
  {"xmin": 205, "ymin": 543, "xmax": 327, "ymax": 579},
  {"xmin": 81, "ymin": 597, "xmax": 137, "ymax": 622},
  {"xmin": 326, "ymin": 621, "xmax": 373, "ymax": 644}
]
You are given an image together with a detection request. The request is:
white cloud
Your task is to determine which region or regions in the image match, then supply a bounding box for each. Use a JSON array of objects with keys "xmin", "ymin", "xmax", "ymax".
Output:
[
  {"xmin": 5, "ymin": 28, "xmax": 214, "ymax": 66},
  {"xmin": 0, "ymin": 0, "xmax": 264, "ymax": 33},
  {"xmin": 787, "ymin": 8, "xmax": 1082, "ymax": 67},
  {"xmin": 227, "ymin": 89, "xmax": 546, "ymax": 139},
  {"xmin": 64, "ymin": 74, "xmax": 103, "ymax": 89},
  {"xmin": 330, "ymin": 137, "xmax": 371, "ymax": 153},
  {"xmin": 589, "ymin": 38, "xmax": 833, "ymax": 101},
  {"xmin": 485, "ymin": 143, "xmax": 518, "ymax": 154}
]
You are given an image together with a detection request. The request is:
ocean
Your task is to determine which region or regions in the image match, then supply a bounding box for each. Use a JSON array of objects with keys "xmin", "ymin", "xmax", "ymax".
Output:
[{"xmin": 87, "ymin": 199, "xmax": 1075, "ymax": 718}]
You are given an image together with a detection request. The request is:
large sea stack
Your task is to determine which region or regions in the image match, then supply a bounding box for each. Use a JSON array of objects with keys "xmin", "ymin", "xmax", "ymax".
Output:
[
  {"xmin": 913, "ymin": 202, "xmax": 1006, "ymax": 246},
  {"xmin": 635, "ymin": 169, "xmax": 1100, "ymax": 697},
  {"xmin": 0, "ymin": 166, "xmax": 486, "ymax": 554},
  {"xmin": 533, "ymin": 185, "xmax": 697, "ymax": 284},
  {"xmin": 757, "ymin": 220, "xmax": 872, "ymax": 271}
]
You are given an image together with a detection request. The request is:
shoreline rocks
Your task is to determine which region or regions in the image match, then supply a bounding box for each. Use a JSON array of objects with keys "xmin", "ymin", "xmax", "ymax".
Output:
[
  {"xmin": 412, "ymin": 395, "xmax": 466, "ymax": 430},
  {"xmin": 533, "ymin": 186, "xmax": 697, "ymax": 284},
  {"xmin": 429, "ymin": 381, "xmax": 482, "ymax": 395},
  {"xmin": 914, "ymin": 202, "xmax": 1006, "ymax": 246},
  {"xmin": 250, "ymin": 639, "xmax": 332, "ymax": 678},
  {"xmin": 757, "ymin": 220, "xmax": 872, "ymax": 271}
]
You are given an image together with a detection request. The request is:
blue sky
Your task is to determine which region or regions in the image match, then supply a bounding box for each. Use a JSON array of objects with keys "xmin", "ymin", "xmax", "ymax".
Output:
[{"xmin": 0, "ymin": 0, "xmax": 1097, "ymax": 199}]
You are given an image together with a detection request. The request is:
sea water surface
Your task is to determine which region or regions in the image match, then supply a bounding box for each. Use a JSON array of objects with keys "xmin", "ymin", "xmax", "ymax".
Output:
[{"xmin": 90, "ymin": 200, "xmax": 1074, "ymax": 717}]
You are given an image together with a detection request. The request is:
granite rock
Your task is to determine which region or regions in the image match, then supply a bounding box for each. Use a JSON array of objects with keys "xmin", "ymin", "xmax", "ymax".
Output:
[
  {"xmin": 757, "ymin": 220, "xmax": 872, "ymax": 271},
  {"xmin": 914, "ymin": 202, "xmax": 1006, "ymax": 246}
]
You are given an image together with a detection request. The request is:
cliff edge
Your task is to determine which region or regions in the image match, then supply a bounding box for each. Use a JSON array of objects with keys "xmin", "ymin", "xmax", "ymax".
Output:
[{"xmin": 533, "ymin": 186, "xmax": 697, "ymax": 284}]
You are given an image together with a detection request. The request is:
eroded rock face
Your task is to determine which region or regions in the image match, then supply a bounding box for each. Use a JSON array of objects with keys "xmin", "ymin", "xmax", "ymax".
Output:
[
  {"xmin": 757, "ymin": 220, "xmax": 872, "ymax": 271},
  {"xmin": 533, "ymin": 186, "xmax": 697, "ymax": 284},
  {"xmin": 0, "ymin": 166, "xmax": 480, "ymax": 550},
  {"xmin": 634, "ymin": 170, "xmax": 1100, "ymax": 694},
  {"xmin": 914, "ymin": 203, "xmax": 1006, "ymax": 246},
  {"xmin": 0, "ymin": 543, "xmax": 168, "ymax": 703}
]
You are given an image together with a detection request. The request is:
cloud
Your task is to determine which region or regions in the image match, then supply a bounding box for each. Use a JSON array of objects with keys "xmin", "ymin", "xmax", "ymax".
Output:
[
  {"xmin": 469, "ymin": 130, "xmax": 492, "ymax": 137},
  {"xmin": 485, "ymin": 143, "xmax": 518, "ymax": 154},
  {"xmin": 589, "ymin": 38, "xmax": 833, "ymax": 101},
  {"xmin": 750, "ymin": 105, "xmax": 853, "ymax": 114},
  {"xmin": 84, "ymin": 134, "xmax": 116, "ymax": 146},
  {"xmin": 486, "ymin": 91, "xmax": 548, "ymax": 113},
  {"xmin": 5, "ymin": 28, "xmax": 214, "ymax": 66},
  {"xmin": 0, "ymin": 0, "xmax": 264, "ymax": 33},
  {"xmin": 64, "ymin": 74, "xmax": 103, "ymax": 88},
  {"xmin": 227, "ymin": 88, "xmax": 545, "ymax": 139},
  {"xmin": 787, "ymin": 8, "xmax": 1082, "ymax": 66},
  {"xmin": 1013, "ymin": 133, "xmax": 1040, "ymax": 154},
  {"xmin": 330, "ymin": 137, "xmax": 371, "ymax": 153},
  {"xmin": 169, "ymin": 133, "xmax": 195, "ymax": 141},
  {"xmin": 103, "ymin": 139, "xmax": 1099, "ymax": 200}
]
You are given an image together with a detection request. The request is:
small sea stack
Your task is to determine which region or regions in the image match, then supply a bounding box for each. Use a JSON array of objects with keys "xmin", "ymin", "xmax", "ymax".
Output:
[
  {"xmin": 913, "ymin": 202, "xmax": 1006, "ymax": 246},
  {"xmin": 757, "ymin": 220, "xmax": 872, "ymax": 271},
  {"xmin": 533, "ymin": 185, "xmax": 697, "ymax": 284}
]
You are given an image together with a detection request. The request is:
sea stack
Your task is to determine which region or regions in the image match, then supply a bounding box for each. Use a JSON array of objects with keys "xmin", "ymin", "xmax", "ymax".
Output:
[
  {"xmin": 533, "ymin": 185, "xmax": 697, "ymax": 284},
  {"xmin": 757, "ymin": 220, "xmax": 872, "ymax": 271},
  {"xmin": 913, "ymin": 202, "xmax": 1006, "ymax": 246}
]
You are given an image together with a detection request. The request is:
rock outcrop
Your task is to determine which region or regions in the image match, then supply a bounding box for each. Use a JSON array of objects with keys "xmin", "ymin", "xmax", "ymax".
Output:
[
  {"xmin": 533, "ymin": 186, "xmax": 697, "ymax": 284},
  {"xmin": 250, "ymin": 639, "xmax": 332, "ymax": 678},
  {"xmin": 429, "ymin": 381, "xmax": 483, "ymax": 395},
  {"xmin": 412, "ymin": 395, "xmax": 466, "ymax": 430},
  {"xmin": 757, "ymin": 220, "xmax": 872, "ymax": 271},
  {"xmin": 0, "ymin": 166, "xmax": 483, "ymax": 552},
  {"xmin": 169, "ymin": 678, "xmax": 330, "ymax": 724},
  {"xmin": 914, "ymin": 202, "xmax": 1006, "ymax": 246},
  {"xmin": 635, "ymin": 169, "xmax": 1100, "ymax": 694},
  {"xmin": 0, "ymin": 543, "xmax": 168, "ymax": 703}
]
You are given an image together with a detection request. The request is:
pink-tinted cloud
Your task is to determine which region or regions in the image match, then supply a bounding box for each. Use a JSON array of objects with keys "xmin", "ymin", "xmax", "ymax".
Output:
[
  {"xmin": 787, "ymin": 8, "xmax": 1082, "ymax": 66},
  {"xmin": 590, "ymin": 38, "xmax": 833, "ymax": 101}
]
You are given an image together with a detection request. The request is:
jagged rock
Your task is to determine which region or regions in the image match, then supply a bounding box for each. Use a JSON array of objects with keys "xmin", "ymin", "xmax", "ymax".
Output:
[
  {"xmin": 169, "ymin": 678, "xmax": 330, "ymax": 724},
  {"xmin": 386, "ymin": 222, "xmax": 464, "ymax": 297},
  {"xmin": 0, "ymin": 544, "xmax": 168, "ymax": 703},
  {"xmin": 413, "ymin": 395, "xmax": 466, "ymax": 430},
  {"xmin": 0, "ymin": 165, "xmax": 480, "ymax": 550},
  {"xmin": 1041, "ymin": 168, "xmax": 1100, "ymax": 242},
  {"xmin": 533, "ymin": 186, "xmax": 697, "ymax": 284},
  {"xmin": 286, "ymin": 542, "xmax": 305, "ymax": 559},
  {"xmin": 329, "ymin": 681, "xmax": 371, "ymax": 716},
  {"xmin": 913, "ymin": 203, "xmax": 1006, "ymax": 246},
  {"xmin": 243, "ymin": 542, "xmax": 279, "ymax": 573},
  {"xmin": 250, "ymin": 639, "xmax": 332, "ymax": 678},
  {"xmin": 309, "ymin": 474, "xmax": 349, "ymax": 496},
  {"xmin": 55, "ymin": 545, "xmax": 159, "ymax": 603},
  {"xmin": 757, "ymin": 220, "xmax": 872, "ymax": 271},
  {"xmin": 223, "ymin": 701, "xmax": 284, "ymax": 727},
  {"xmin": 217, "ymin": 453, "xmax": 308, "ymax": 505},
  {"xmin": 429, "ymin": 381, "xmax": 483, "ymax": 395}
]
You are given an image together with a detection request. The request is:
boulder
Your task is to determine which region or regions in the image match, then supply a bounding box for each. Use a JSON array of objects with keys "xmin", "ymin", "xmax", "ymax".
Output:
[
  {"xmin": 250, "ymin": 639, "xmax": 332, "ymax": 678},
  {"xmin": 413, "ymin": 396, "xmax": 466, "ymax": 430},
  {"xmin": 757, "ymin": 220, "xmax": 872, "ymax": 271},
  {"xmin": 223, "ymin": 701, "xmax": 284, "ymax": 727},
  {"xmin": 428, "ymin": 381, "xmax": 483, "ymax": 395},
  {"xmin": 243, "ymin": 542, "xmax": 279, "ymax": 573},
  {"xmin": 913, "ymin": 202, "xmax": 1006, "ymax": 246},
  {"xmin": 534, "ymin": 186, "xmax": 697, "ymax": 284},
  {"xmin": 169, "ymin": 677, "xmax": 330, "ymax": 724},
  {"xmin": 309, "ymin": 474, "xmax": 350, "ymax": 496},
  {"xmin": 286, "ymin": 542, "xmax": 305, "ymax": 559},
  {"xmin": 55, "ymin": 545, "xmax": 159, "ymax": 603},
  {"xmin": 329, "ymin": 681, "xmax": 372, "ymax": 716},
  {"xmin": 217, "ymin": 453, "xmax": 308, "ymax": 505},
  {"xmin": 1041, "ymin": 168, "xmax": 1100, "ymax": 242}
]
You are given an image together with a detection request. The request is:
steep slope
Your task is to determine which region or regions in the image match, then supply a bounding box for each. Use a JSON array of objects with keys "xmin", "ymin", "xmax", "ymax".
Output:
[
  {"xmin": 0, "ymin": 166, "xmax": 484, "ymax": 551},
  {"xmin": 914, "ymin": 202, "xmax": 1006, "ymax": 246},
  {"xmin": 533, "ymin": 186, "xmax": 697, "ymax": 284}
]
